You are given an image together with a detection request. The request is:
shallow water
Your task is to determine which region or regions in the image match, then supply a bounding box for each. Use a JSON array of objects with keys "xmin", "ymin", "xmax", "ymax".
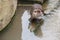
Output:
[
  {"xmin": 21, "ymin": 0, "xmax": 60, "ymax": 40},
  {"xmin": 0, "ymin": 0, "xmax": 60, "ymax": 40}
]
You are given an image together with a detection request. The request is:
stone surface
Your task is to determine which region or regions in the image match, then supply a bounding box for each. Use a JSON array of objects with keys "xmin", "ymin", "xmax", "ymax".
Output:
[{"xmin": 0, "ymin": 0, "xmax": 17, "ymax": 31}]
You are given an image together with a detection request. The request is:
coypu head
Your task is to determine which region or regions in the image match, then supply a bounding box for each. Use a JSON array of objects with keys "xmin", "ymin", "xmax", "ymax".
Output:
[{"xmin": 28, "ymin": 4, "xmax": 44, "ymax": 35}]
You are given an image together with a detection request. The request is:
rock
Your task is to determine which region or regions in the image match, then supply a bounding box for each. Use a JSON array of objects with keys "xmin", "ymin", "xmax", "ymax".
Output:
[{"xmin": 0, "ymin": 0, "xmax": 17, "ymax": 31}]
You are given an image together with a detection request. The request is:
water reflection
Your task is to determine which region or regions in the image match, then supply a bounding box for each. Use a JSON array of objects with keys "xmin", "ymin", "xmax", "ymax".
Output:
[{"xmin": 28, "ymin": 18, "xmax": 44, "ymax": 36}]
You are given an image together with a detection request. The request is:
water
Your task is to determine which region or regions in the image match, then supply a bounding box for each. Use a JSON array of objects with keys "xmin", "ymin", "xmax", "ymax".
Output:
[{"xmin": 21, "ymin": 0, "xmax": 60, "ymax": 40}]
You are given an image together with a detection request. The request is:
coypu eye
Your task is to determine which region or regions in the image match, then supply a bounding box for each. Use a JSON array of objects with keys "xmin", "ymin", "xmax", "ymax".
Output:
[
  {"xmin": 33, "ymin": 10, "xmax": 36, "ymax": 13},
  {"xmin": 34, "ymin": 11, "xmax": 36, "ymax": 13},
  {"xmin": 33, "ymin": 11, "xmax": 41, "ymax": 13}
]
